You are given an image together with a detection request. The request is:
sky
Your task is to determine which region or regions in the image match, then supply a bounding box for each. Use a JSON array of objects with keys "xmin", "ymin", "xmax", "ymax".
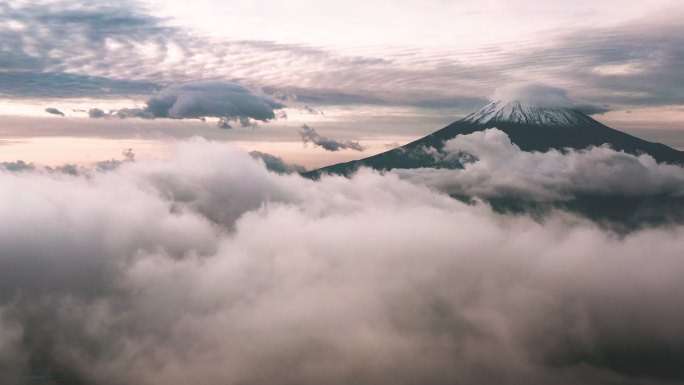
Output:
[
  {"xmin": 4, "ymin": 2, "xmax": 684, "ymax": 383},
  {"xmin": 1, "ymin": 0, "xmax": 683, "ymax": 167}
]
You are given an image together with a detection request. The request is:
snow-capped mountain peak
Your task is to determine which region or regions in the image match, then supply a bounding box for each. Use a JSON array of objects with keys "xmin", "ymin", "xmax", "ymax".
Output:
[
  {"xmin": 462, "ymin": 100, "xmax": 592, "ymax": 127},
  {"xmin": 306, "ymin": 92, "xmax": 684, "ymax": 178}
]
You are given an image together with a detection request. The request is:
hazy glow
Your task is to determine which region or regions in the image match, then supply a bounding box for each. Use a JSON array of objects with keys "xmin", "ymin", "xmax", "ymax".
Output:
[
  {"xmin": 0, "ymin": 137, "xmax": 170, "ymax": 166},
  {"xmin": 601, "ymin": 106, "xmax": 684, "ymax": 130}
]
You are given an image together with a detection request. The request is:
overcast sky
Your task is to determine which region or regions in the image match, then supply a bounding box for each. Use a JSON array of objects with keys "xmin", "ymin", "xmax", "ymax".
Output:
[{"xmin": 0, "ymin": 0, "xmax": 683, "ymax": 166}]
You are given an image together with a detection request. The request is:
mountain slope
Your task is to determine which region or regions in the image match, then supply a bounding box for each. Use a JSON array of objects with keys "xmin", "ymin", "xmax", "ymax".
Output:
[{"xmin": 305, "ymin": 101, "xmax": 684, "ymax": 178}]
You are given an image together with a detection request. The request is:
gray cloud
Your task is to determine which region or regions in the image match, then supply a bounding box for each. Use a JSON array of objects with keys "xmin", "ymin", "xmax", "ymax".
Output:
[
  {"xmin": 1, "ymin": 160, "xmax": 35, "ymax": 172},
  {"xmin": 115, "ymin": 107, "xmax": 156, "ymax": 119},
  {"xmin": 144, "ymin": 82, "xmax": 283, "ymax": 121},
  {"xmin": 0, "ymin": 2, "xmax": 583, "ymax": 111},
  {"xmin": 299, "ymin": 124, "xmax": 364, "ymax": 152},
  {"xmin": 0, "ymin": 71, "xmax": 159, "ymax": 98},
  {"xmin": 1, "ymin": 0, "xmax": 683, "ymax": 119},
  {"xmin": 302, "ymin": 105, "xmax": 325, "ymax": 115},
  {"xmin": 0, "ymin": 2, "xmax": 164, "ymax": 98},
  {"xmin": 500, "ymin": 17, "xmax": 684, "ymax": 108},
  {"xmin": 0, "ymin": 141, "xmax": 684, "ymax": 384},
  {"xmin": 249, "ymin": 151, "xmax": 307, "ymax": 174},
  {"xmin": 87, "ymin": 108, "xmax": 107, "ymax": 118},
  {"xmin": 103, "ymin": 82, "xmax": 284, "ymax": 124},
  {"xmin": 44, "ymin": 107, "xmax": 64, "ymax": 117},
  {"xmin": 217, "ymin": 118, "xmax": 232, "ymax": 129},
  {"xmin": 0, "ymin": 1, "xmax": 170, "ymax": 68}
]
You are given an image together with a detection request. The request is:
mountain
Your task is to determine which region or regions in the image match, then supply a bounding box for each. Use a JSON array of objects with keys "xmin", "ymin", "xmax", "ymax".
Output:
[
  {"xmin": 304, "ymin": 100, "xmax": 684, "ymax": 178},
  {"xmin": 304, "ymin": 100, "xmax": 684, "ymax": 228}
]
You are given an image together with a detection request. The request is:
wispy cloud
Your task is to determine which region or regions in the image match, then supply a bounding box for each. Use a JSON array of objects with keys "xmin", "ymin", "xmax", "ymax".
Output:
[
  {"xmin": 249, "ymin": 151, "xmax": 306, "ymax": 174},
  {"xmin": 299, "ymin": 124, "xmax": 364, "ymax": 151},
  {"xmin": 44, "ymin": 107, "xmax": 64, "ymax": 116},
  {"xmin": 0, "ymin": 71, "xmax": 158, "ymax": 98},
  {"xmin": 86, "ymin": 82, "xmax": 285, "ymax": 125}
]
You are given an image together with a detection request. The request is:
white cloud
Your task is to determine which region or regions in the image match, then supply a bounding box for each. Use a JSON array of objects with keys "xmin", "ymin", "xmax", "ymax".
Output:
[
  {"xmin": 0, "ymin": 139, "xmax": 684, "ymax": 383},
  {"xmin": 492, "ymin": 82, "xmax": 575, "ymax": 107},
  {"xmin": 393, "ymin": 128, "xmax": 684, "ymax": 200}
]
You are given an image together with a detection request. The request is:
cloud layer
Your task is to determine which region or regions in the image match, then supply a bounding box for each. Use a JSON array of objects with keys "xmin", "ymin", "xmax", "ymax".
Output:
[{"xmin": 1, "ymin": 140, "xmax": 684, "ymax": 384}]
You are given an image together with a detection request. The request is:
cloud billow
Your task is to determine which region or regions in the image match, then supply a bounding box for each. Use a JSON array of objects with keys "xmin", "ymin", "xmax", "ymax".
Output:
[
  {"xmin": 95, "ymin": 82, "xmax": 285, "ymax": 125},
  {"xmin": 98, "ymin": 82, "xmax": 285, "ymax": 128},
  {"xmin": 145, "ymin": 82, "xmax": 284, "ymax": 121},
  {"xmin": 393, "ymin": 128, "xmax": 684, "ymax": 201},
  {"xmin": 0, "ymin": 140, "xmax": 684, "ymax": 384}
]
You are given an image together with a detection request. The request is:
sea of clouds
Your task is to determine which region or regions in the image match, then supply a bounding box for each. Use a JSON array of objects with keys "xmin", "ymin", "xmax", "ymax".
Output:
[{"xmin": 2, "ymin": 135, "xmax": 684, "ymax": 384}]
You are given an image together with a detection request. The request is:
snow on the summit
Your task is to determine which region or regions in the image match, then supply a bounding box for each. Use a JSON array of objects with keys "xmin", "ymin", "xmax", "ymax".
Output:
[
  {"xmin": 462, "ymin": 83, "xmax": 596, "ymax": 126},
  {"xmin": 462, "ymin": 100, "xmax": 589, "ymax": 126}
]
